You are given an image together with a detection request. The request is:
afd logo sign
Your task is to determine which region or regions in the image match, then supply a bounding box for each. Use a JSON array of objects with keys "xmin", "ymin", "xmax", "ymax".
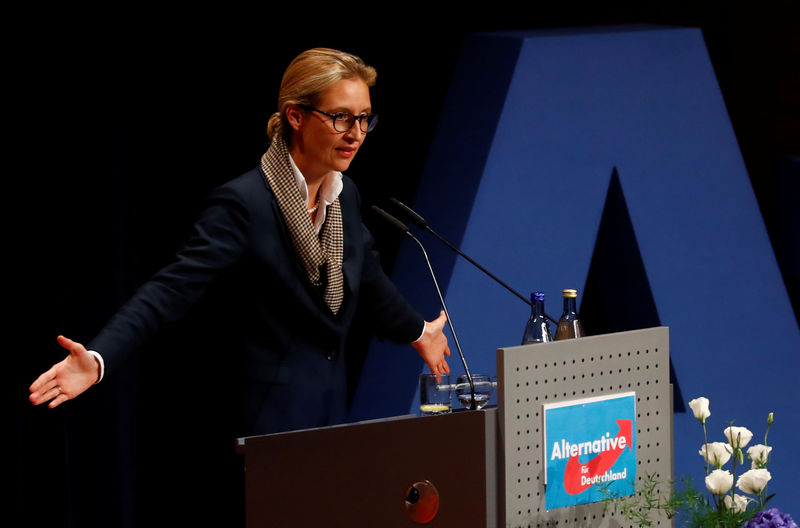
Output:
[{"xmin": 543, "ymin": 393, "xmax": 636, "ymax": 509}]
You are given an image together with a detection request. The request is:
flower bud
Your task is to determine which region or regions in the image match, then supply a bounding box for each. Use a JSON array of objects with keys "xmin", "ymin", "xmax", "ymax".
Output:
[
  {"xmin": 724, "ymin": 426, "xmax": 753, "ymax": 449},
  {"xmin": 723, "ymin": 493, "xmax": 748, "ymax": 513},
  {"xmin": 698, "ymin": 442, "xmax": 732, "ymax": 468},
  {"xmin": 736, "ymin": 468, "xmax": 771, "ymax": 494},
  {"xmin": 767, "ymin": 412, "xmax": 774, "ymax": 426},
  {"xmin": 747, "ymin": 444, "xmax": 772, "ymax": 469},
  {"xmin": 705, "ymin": 469, "xmax": 734, "ymax": 495},
  {"xmin": 688, "ymin": 397, "xmax": 711, "ymax": 424}
]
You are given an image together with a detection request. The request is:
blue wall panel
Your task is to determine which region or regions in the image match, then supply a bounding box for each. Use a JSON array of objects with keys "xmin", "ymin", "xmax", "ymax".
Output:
[{"xmin": 351, "ymin": 27, "xmax": 799, "ymax": 509}]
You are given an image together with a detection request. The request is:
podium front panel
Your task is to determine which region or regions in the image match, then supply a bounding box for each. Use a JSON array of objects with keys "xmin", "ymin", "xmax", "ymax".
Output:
[
  {"xmin": 238, "ymin": 408, "xmax": 498, "ymax": 527},
  {"xmin": 498, "ymin": 327, "xmax": 672, "ymax": 527}
]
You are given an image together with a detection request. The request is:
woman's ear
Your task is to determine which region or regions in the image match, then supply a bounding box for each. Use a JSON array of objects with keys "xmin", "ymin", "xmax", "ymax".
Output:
[{"xmin": 285, "ymin": 105, "xmax": 304, "ymax": 132}]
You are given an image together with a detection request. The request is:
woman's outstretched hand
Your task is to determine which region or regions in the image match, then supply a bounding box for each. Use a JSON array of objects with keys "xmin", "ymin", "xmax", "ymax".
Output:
[
  {"xmin": 412, "ymin": 311, "xmax": 451, "ymax": 375},
  {"xmin": 29, "ymin": 336, "xmax": 100, "ymax": 408}
]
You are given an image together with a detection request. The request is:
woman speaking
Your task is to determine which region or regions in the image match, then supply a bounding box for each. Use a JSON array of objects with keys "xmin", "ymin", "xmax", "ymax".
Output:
[{"xmin": 30, "ymin": 48, "xmax": 450, "ymax": 435}]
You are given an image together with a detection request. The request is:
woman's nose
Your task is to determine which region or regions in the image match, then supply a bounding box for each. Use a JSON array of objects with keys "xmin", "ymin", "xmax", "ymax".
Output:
[{"xmin": 345, "ymin": 123, "xmax": 364, "ymax": 140}]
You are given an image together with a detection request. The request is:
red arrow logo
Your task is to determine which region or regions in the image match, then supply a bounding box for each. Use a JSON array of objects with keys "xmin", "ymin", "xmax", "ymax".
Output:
[{"xmin": 563, "ymin": 419, "xmax": 633, "ymax": 495}]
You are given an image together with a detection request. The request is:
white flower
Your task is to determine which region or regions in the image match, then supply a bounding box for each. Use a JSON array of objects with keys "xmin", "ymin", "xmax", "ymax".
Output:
[
  {"xmin": 705, "ymin": 469, "xmax": 734, "ymax": 495},
  {"xmin": 688, "ymin": 397, "xmax": 711, "ymax": 423},
  {"xmin": 737, "ymin": 468, "xmax": 771, "ymax": 494},
  {"xmin": 723, "ymin": 493, "xmax": 748, "ymax": 513},
  {"xmin": 747, "ymin": 444, "xmax": 772, "ymax": 469},
  {"xmin": 724, "ymin": 426, "xmax": 753, "ymax": 448},
  {"xmin": 699, "ymin": 442, "xmax": 732, "ymax": 468}
]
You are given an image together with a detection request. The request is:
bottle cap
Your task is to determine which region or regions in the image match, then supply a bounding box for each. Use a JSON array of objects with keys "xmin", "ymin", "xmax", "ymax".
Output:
[
  {"xmin": 533, "ymin": 291, "xmax": 545, "ymax": 302},
  {"xmin": 562, "ymin": 289, "xmax": 578, "ymax": 298}
]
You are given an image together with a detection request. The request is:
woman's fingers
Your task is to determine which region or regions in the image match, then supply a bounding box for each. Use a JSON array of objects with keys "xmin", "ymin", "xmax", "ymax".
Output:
[{"xmin": 29, "ymin": 336, "xmax": 98, "ymax": 407}]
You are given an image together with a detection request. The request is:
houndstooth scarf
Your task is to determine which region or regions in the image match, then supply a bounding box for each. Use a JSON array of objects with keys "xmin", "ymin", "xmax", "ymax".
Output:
[{"xmin": 260, "ymin": 136, "xmax": 344, "ymax": 314}]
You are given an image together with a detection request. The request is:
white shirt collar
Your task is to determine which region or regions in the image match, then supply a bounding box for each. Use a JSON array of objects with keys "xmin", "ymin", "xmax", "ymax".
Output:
[{"xmin": 287, "ymin": 153, "xmax": 344, "ymax": 233}]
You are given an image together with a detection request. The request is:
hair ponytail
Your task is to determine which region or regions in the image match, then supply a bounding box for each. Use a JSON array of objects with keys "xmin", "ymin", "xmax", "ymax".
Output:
[{"xmin": 267, "ymin": 112, "xmax": 283, "ymax": 141}]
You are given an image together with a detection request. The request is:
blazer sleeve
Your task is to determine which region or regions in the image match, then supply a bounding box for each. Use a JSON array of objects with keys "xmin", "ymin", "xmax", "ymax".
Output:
[
  {"xmin": 357, "ymin": 223, "xmax": 425, "ymax": 344},
  {"xmin": 89, "ymin": 183, "xmax": 252, "ymax": 373},
  {"xmin": 341, "ymin": 177, "xmax": 424, "ymax": 344}
]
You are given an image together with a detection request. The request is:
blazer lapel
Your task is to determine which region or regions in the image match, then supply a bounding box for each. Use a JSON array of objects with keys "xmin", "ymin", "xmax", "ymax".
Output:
[{"xmin": 339, "ymin": 186, "xmax": 360, "ymax": 301}]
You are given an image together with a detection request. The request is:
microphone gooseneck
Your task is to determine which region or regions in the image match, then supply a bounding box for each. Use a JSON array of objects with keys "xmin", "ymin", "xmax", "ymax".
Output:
[
  {"xmin": 389, "ymin": 197, "xmax": 559, "ymax": 325},
  {"xmin": 370, "ymin": 206, "xmax": 477, "ymax": 410}
]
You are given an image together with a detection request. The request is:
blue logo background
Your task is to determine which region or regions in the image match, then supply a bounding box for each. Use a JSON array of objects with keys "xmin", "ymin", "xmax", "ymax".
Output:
[{"xmin": 544, "ymin": 393, "xmax": 637, "ymax": 509}]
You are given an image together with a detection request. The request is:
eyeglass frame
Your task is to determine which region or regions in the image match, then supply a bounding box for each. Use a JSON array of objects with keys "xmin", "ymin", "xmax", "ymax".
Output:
[{"xmin": 297, "ymin": 104, "xmax": 378, "ymax": 133}]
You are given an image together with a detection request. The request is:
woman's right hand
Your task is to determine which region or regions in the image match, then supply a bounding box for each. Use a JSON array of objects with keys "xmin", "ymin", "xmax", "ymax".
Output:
[{"xmin": 29, "ymin": 336, "xmax": 101, "ymax": 408}]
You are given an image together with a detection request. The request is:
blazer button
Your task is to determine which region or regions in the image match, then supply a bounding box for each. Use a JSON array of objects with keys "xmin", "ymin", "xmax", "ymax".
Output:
[{"xmin": 326, "ymin": 350, "xmax": 336, "ymax": 361}]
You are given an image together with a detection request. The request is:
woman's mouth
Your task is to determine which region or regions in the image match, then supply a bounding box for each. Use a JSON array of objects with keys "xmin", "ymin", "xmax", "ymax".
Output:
[{"xmin": 336, "ymin": 147, "xmax": 356, "ymax": 158}]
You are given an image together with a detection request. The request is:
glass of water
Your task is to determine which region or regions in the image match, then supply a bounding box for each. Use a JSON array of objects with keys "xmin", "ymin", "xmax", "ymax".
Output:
[
  {"xmin": 419, "ymin": 373, "xmax": 452, "ymax": 415},
  {"xmin": 455, "ymin": 374, "xmax": 494, "ymax": 410}
]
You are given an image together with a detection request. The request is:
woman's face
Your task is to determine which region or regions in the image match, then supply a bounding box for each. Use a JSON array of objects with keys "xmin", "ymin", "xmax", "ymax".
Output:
[{"xmin": 287, "ymin": 78, "xmax": 372, "ymax": 180}]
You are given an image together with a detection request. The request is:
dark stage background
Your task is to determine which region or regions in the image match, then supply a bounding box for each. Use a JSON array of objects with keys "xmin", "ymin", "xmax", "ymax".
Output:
[{"xmin": 15, "ymin": 5, "xmax": 798, "ymax": 527}]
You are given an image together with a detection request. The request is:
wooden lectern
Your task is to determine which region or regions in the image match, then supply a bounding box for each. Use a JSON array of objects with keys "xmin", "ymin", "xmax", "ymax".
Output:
[
  {"xmin": 236, "ymin": 409, "xmax": 498, "ymax": 526},
  {"xmin": 237, "ymin": 327, "xmax": 672, "ymax": 527}
]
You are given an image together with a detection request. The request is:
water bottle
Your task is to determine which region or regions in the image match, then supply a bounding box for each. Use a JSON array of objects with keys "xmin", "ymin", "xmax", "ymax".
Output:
[
  {"xmin": 555, "ymin": 288, "xmax": 584, "ymax": 340},
  {"xmin": 521, "ymin": 291, "xmax": 553, "ymax": 344}
]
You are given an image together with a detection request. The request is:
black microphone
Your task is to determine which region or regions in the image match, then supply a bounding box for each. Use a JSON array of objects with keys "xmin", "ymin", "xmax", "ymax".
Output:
[
  {"xmin": 370, "ymin": 206, "xmax": 477, "ymax": 410},
  {"xmin": 389, "ymin": 197, "xmax": 558, "ymax": 325}
]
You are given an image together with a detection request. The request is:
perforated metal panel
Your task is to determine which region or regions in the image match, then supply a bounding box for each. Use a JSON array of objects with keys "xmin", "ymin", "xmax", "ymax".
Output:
[{"xmin": 497, "ymin": 327, "xmax": 673, "ymax": 528}]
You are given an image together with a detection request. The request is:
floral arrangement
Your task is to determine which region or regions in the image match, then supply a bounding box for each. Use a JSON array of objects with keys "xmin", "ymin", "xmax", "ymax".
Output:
[
  {"xmin": 688, "ymin": 397, "xmax": 774, "ymax": 514},
  {"xmin": 603, "ymin": 397, "xmax": 796, "ymax": 528}
]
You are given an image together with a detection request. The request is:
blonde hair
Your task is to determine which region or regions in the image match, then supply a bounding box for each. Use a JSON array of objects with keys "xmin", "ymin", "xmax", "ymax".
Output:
[{"xmin": 267, "ymin": 48, "xmax": 377, "ymax": 142}]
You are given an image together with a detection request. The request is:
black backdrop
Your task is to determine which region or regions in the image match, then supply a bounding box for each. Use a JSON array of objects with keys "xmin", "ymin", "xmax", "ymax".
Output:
[{"xmin": 15, "ymin": 6, "xmax": 798, "ymax": 528}]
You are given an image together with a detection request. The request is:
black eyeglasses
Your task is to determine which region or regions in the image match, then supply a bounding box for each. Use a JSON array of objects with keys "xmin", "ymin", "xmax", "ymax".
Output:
[{"xmin": 298, "ymin": 104, "xmax": 378, "ymax": 133}]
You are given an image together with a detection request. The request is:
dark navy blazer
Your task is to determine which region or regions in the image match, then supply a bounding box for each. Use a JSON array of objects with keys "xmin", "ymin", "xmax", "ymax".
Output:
[{"xmin": 89, "ymin": 167, "xmax": 423, "ymax": 435}]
